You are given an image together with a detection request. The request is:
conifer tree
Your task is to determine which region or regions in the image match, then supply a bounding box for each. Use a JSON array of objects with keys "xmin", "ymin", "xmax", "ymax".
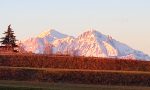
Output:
[{"xmin": 0, "ymin": 25, "xmax": 18, "ymax": 48}]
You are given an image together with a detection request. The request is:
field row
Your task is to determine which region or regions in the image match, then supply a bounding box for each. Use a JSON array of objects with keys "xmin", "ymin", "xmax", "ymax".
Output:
[
  {"xmin": 0, "ymin": 66, "xmax": 150, "ymax": 86},
  {"xmin": 0, "ymin": 54, "xmax": 150, "ymax": 71}
]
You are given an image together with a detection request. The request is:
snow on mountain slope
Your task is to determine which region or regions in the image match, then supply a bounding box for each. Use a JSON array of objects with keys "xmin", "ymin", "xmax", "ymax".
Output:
[
  {"xmin": 52, "ymin": 36, "xmax": 75, "ymax": 53},
  {"xmin": 73, "ymin": 30, "xmax": 118, "ymax": 57},
  {"xmin": 22, "ymin": 29, "xmax": 150, "ymax": 60},
  {"xmin": 22, "ymin": 29, "xmax": 68, "ymax": 53},
  {"xmin": 38, "ymin": 29, "xmax": 68, "ymax": 39}
]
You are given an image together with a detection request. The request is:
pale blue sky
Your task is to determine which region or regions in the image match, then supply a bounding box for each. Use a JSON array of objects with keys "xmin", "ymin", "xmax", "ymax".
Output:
[{"xmin": 0, "ymin": 0, "xmax": 150, "ymax": 55}]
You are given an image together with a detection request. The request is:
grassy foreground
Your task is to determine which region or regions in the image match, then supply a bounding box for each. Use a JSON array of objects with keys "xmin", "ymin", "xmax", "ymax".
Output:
[{"xmin": 0, "ymin": 80, "xmax": 150, "ymax": 90}]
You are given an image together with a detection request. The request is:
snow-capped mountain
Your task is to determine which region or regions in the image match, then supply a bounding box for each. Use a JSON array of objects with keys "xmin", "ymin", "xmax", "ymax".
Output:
[
  {"xmin": 22, "ymin": 29, "xmax": 150, "ymax": 61},
  {"xmin": 22, "ymin": 29, "xmax": 68, "ymax": 53}
]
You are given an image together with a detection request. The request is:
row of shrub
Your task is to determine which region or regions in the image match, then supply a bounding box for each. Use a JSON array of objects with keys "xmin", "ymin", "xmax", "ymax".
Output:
[
  {"xmin": 0, "ymin": 67, "xmax": 150, "ymax": 86},
  {"xmin": 0, "ymin": 54, "xmax": 150, "ymax": 71}
]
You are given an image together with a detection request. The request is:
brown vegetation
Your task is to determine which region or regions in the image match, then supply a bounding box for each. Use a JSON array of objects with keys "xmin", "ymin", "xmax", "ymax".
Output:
[
  {"xmin": 0, "ymin": 67, "xmax": 150, "ymax": 86},
  {"xmin": 0, "ymin": 54, "xmax": 150, "ymax": 71},
  {"xmin": 1, "ymin": 54, "xmax": 150, "ymax": 86}
]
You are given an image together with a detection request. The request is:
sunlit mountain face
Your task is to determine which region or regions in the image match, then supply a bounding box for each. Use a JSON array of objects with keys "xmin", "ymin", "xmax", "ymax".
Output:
[{"xmin": 22, "ymin": 29, "xmax": 150, "ymax": 61}]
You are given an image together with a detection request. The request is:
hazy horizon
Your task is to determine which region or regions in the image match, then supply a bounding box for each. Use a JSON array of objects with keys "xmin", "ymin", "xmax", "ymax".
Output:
[{"xmin": 0, "ymin": 0, "xmax": 150, "ymax": 55}]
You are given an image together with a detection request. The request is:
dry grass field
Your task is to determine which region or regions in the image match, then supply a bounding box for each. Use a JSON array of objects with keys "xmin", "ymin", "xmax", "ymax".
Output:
[{"xmin": 0, "ymin": 54, "xmax": 150, "ymax": 89}]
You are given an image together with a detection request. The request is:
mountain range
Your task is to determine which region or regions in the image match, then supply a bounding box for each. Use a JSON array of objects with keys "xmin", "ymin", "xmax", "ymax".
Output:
[{"xmin": 21, "ymin": 29, "xmax": 150, "ymax": 61}]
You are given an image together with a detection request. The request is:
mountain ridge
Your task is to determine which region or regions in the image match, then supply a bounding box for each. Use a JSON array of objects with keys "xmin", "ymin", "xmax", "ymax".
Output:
[{"xmin": 21, "ymin": 29, "xmax": 150, "ymax": 61}]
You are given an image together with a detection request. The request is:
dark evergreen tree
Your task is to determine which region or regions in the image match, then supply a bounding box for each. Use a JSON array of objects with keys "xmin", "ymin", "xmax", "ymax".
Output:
[{"xmin": 0, "ymin": 25, "xmax": 18, "ymax": 48}]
